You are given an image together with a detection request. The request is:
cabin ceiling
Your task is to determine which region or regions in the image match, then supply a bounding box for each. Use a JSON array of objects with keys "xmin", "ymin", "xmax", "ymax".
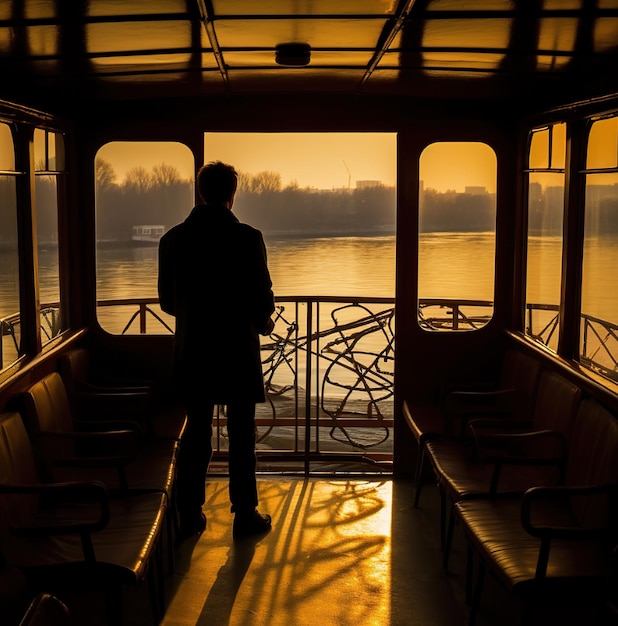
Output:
[{"xmin": 1, "ymin": 0, "xmax": 618, "ymax": 115}]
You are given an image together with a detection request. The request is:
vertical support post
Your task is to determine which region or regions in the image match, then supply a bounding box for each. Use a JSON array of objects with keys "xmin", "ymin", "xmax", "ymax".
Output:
[
  {"xmin": 139, "ymin": 302, "xmax": 147, "ymax": 334},
  {"xmin": 304, "ymin": 300, "xmax": 313, "ymax": 475}
]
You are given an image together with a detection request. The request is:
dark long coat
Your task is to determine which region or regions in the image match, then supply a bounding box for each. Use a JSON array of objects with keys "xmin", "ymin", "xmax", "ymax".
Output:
[{"xmin": 158, "ymin": 204, "xmax": 275, "ymax": 403}]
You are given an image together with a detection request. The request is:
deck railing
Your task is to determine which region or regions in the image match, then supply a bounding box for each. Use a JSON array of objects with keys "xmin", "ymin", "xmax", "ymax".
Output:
[
  {"xmin": 2, "ymin": 298, "xmax": 617, "ymax": 470},
  {"xmin": 526, "ymin": 302, "xmax": 618, "ymax": 381}
]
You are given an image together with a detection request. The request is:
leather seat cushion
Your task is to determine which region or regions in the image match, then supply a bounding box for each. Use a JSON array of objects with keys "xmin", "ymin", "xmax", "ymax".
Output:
[
  {"xmin": 427, "ymin": 439, "xmax": 562, "ymax": 500},
  {"xmin": 5, "ymin": 492, "xmax": 166, "ymax": 586},
  {"xmin": 455, "ymin": 498, "xmax": 612, "ymax": 592}
]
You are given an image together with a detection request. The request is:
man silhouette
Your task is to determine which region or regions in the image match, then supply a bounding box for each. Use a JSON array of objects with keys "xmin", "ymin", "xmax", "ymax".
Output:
[{"xmin": 158, "ymin": 161, "xmax": 275, "ymax": 540}]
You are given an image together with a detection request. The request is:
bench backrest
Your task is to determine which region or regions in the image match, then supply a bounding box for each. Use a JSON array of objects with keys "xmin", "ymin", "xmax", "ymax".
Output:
[
  {"xmin": 531, "ymin": 370, "xmax": 581, "ymax": 436},
  {"xmin": 0, "ymin": 412, "xmax": 39, "ymax": 535},
  {"xmin": 566, "ymin": 398, "xmax": 618, "ymax": 528},
  {"xmin": 500, "ymin": 349, "xmax": 542, "ymax": 402},
  {"xmin": 58, "ymin": 348, "xmax": 91, "ymax": 397},
  {"xmin": 22, "ymin": 372, "xmax": 74, "ymax": 435}
]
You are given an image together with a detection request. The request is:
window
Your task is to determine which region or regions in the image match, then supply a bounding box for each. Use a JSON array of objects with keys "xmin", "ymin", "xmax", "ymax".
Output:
[
  {"xmin": 204, "ymin": 132, "xmax": 397, "ymax": 297},
  {"xmin": 0, "ymin": 122, "xmax": 19, "ymax": 370},
  {"xmin": 94, "ymin": 141, "xmax": 194, "ymax": 333},
  {"xmin": 418, "ymin": 142, "xmax": 497, "ymax": 331},
  {"xmin": 525, "ymin": 123, "xmax": 566, "ymax": 352},
  {"xmin": 200, "ymin": 133, "xmax": 397, "ymax": 458},
  {"xmin": 34, "ymin": 128, "xmax": 64, "ymax": 346},
  {"xmin": 580, "ymin": 116, "xmax": 618, "ymax": 383}
]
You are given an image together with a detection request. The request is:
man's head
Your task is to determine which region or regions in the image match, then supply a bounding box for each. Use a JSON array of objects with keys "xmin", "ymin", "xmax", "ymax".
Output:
[{"xmin": 197, "ymin": 161, "xmax": 238, "ymax": 206}]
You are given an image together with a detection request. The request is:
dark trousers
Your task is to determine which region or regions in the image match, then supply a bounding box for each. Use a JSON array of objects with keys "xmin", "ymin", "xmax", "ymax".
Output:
[{"xmin": 176, "ymin": 397, "xmax": 259, "ymax": 521}]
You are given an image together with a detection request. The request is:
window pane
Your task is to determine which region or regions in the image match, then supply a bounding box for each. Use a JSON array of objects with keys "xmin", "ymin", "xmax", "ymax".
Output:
[
  {"xmin": 529, "ymin": 128, "xmax": 550, "ymax": 169},
  {"xmin": 525, "ymin": 172, "xmax": 564, "ymax": 351},
  {"xmin": 524, "ymin": 123, "xmax": 566, "ymax": 352},
  {"xmin": 418, "ymin": 142, "xmax": 496, "ymax": 331},
  {"xmin": 529, "ymin": 123, "xmax": 566, "ymax": 170},
  {"xmin": 94, "ymin": 141, "xmax": 194, "ymax": 334},
  {"xmin": 0, "ymin": 122, "xmax": 15, "ymax": 170},
  {"xmin": 580, "ymin": 169, "xmax": 618, "ymax": 382},
  {"xmin": 0, "ymin": 174, "xmax": 20, "ymax": 369},
  {"xmin": 587, "ymin": 117, "xmax": 618, "ymax": 170},
  {"xmin": 0, "ymin": 122, "xmax": 20, "ymax": 369},
  {"xmin": 551, "ymin": 123, "xmax": 566, "ymax": 169},
  {"xmin": 34, "ymin": 128, "xmax": 62, "ymax": 346},
  {"xmin": 204, "ymin": 132, "xmax": 397, "ymax": 296}
]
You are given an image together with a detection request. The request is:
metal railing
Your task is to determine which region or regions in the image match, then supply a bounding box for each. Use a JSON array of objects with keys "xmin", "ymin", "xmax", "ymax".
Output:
[
  {"xmin": 101, "ymin": 297, "xmax": 397, "ymax": 470},
  {"xmin": 93, "ymin": 297, "xmax": 618, "ymax": 386},
  {"xmin": 579, "ymin": 312, "xmax": 618, "ymax": 381},
  {"xmin": 2, "ymin": 297, "xmax": 617, "ymax": 470},
  {"xmin": 0, "ymin": 305, "xmax": 60, "ymax": 367}
]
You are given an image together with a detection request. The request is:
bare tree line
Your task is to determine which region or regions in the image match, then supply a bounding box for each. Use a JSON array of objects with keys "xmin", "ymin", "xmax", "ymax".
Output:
[{"xmin": 93, "ymin": 159, "xmax": 397, "ymax": 240}]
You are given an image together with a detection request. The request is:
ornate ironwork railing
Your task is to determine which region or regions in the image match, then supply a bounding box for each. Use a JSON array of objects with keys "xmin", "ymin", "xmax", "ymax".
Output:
[
  {"xmin": 94, "ymin": 297, "xmax": 617, "ymax": 385},
  {"xmin": 578, "ymin": 313, "xmax": 618, "ymax": 381},
  {"xmin": 0, "ymin": 305, "xmax": 60, "ymax": 367},
  {"xmin": 255, "ymin": 299, "xmax": 396, "ymax": 459},
  {"xmin": 2, "ymin": 297, "xmax": 617, "ymax": 468},
  {"xmin": 526, "ymin": 302, "xmax": 618, "ymax": 382}
]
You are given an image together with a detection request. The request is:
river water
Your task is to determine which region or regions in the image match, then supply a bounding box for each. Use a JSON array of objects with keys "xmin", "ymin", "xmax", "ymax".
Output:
[
  {"xmin": 93, "ymin": 234, "xmax": 398, "ymax": 304},
  {"xmin": 2, "ymin": 232, "xmax": 617, "ymax": 326}
]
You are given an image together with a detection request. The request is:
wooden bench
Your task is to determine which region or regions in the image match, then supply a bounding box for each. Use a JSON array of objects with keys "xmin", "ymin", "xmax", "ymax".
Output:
[
  {"xmin": 59, "ymin": 348, "xmax": 186, "ymax": 441},
  {"xmin": 454, "ymin": 397, "xmax": 618, "ymax": 625},
  {"xmin": 427, "ymin": 370, "xmax": 581, "ymax": 557},
  {"xmin": 404, "ymin": 348, "xmax": 541, "ymax": 508},
  {"xmin": 21, "ymin": 372, "xmax": 178, "ymax": 500},
  {"xmin": 0, "ymin": 411, "xmax": 167, "ymax": 625}
]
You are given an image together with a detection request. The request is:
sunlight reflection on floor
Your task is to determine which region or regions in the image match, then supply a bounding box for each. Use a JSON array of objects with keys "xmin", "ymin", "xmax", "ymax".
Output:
[{"xmin": 165, "ymin": 478, "xmax": 394, "ymax": 626}]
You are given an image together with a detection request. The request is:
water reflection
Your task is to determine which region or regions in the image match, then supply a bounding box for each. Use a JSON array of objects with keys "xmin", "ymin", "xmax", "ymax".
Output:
[
  {"xmin": 2, "ymin": 233, "xmax": 616, "ymax": 333},
  {"xmin": 267, "ymin": 235, "xmax": 396, "ymax": 298},
  {"xmin": 418, "ymin": 232, "xmax": 495, "ymax": 301}
]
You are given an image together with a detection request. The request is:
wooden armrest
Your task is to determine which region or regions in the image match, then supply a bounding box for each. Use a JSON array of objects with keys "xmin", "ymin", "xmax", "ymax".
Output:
[
  {"xmin": 520, "ymin": 483, "xmax": 618, "ymax": 579},
  {"xmin": 77, "ymin": 381, "xmax": 152, "ymax": 395},
  {"xmin": 445, "ymin": 387, "xmax": 526, "ymax": 416},
  {"xmin": 75, "ymin": 389, "xmax": 151, "ymax": 412},
  {"xmin": 73, "ymin": 418, "xmax": 143, "ymax": 434},
  {"xmin": 0, "ymin": 481, "xmax": 110, "ymax": 536},
  {"xmin": 466, "ymin": 417, "xmax": 534, "ymax": 432},
  {"xmin": 33, "ymin": 430, "xmax": 139, "ymax": 464},
  {"xmin": 521, "ymin": 483, "xmax": 618, "ymax": 540},
  {"xmin": 471, "ymin": 428, "xmax": 567, "ymax": 464},
  {"xmin": 74, "ymin": 391, "xmax": 152, "ymax": 426},
  {"xmin": 467, "ymin": 430, "xmax": 567, "ymax": 495}
]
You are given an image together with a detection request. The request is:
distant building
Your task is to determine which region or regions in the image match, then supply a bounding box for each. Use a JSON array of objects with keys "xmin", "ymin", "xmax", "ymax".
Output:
[
  {"xmin": 464, "ymin": 186, "xmax": 487, "ymax": 195},
  {"xmin": 356, "ymin": 180, "xmax": 382, "ymax": 189}
]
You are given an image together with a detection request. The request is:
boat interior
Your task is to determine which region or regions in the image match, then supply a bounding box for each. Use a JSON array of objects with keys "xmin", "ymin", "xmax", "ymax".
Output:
[{"xmin": 1, "ymin": 1, "xmax": 618, "ymax": 625}]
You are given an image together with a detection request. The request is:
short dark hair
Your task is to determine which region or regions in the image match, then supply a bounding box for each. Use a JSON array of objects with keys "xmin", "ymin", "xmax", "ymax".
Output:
[{"xmin": 197, "ymin": 161, "xmax": 238, "ymax": 204}]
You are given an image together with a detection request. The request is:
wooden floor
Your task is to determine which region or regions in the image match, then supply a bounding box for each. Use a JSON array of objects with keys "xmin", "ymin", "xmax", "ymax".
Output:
[
  {"xmin": 57, "ymin": 476, "xmax": 606, "ymax": 626},
  {"xmin": 164, "ymin": 477, "xmax": 475, "ymax": 626}
]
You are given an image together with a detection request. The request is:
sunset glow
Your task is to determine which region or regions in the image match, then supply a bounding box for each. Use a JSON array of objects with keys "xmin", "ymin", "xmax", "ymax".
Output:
[
  {"xmin": 97, "ymin": 134, "xmax": 505, "ymax": 194},
  {"xmin": 205, "ymin": 132, "xmax": 397, "ymax": 190}
]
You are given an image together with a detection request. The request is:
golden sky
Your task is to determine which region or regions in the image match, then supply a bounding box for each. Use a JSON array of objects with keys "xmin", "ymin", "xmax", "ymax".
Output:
[
  {"xmin": 97, "ymin": 134, "xmax": 398, "ymax": 190},
  {"xmin": 204, "ymin": 132, "xmax": 397, "ymax": 189},
  {"xmin": 420, "ymin": 142, "xmax": 497, "ymax": 193},
  {"xmin": 97, "ymin": 134, "xmax": 500, "ymax": 193}
]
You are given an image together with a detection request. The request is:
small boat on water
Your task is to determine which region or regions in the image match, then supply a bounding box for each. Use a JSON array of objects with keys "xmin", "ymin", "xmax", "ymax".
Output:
[{"xmin": 131, "ymin": 225, "xmax": 165, "ymax": 245}]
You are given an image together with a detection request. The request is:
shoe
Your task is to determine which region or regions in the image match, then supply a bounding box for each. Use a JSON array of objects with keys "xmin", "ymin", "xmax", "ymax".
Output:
[
  {"xmin": 233, "ymin": 509, "xmax": 272, "ymax": 539},
  {"xmin": 177, "ymin": 512, "xmax": 207, "ymax": 543}
]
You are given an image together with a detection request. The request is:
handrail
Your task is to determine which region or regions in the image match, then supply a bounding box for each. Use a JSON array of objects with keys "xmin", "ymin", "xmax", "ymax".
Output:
[
  {"xmin": 2, "ymin": 297, "xmax": 617, "ymax": 470},
  {"xmin": 2, "ymin": 298, "xmax": 616, "ymax": 380},
  {"xmin": 2, "ymin": 297, "xmax": 616, "ymax": 380}
]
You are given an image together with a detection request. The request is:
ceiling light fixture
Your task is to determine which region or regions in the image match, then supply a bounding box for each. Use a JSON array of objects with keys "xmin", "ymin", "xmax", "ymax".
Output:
[{"xmin": 275, "ymin": 43, "xmax": 311, "ymax": 67}]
